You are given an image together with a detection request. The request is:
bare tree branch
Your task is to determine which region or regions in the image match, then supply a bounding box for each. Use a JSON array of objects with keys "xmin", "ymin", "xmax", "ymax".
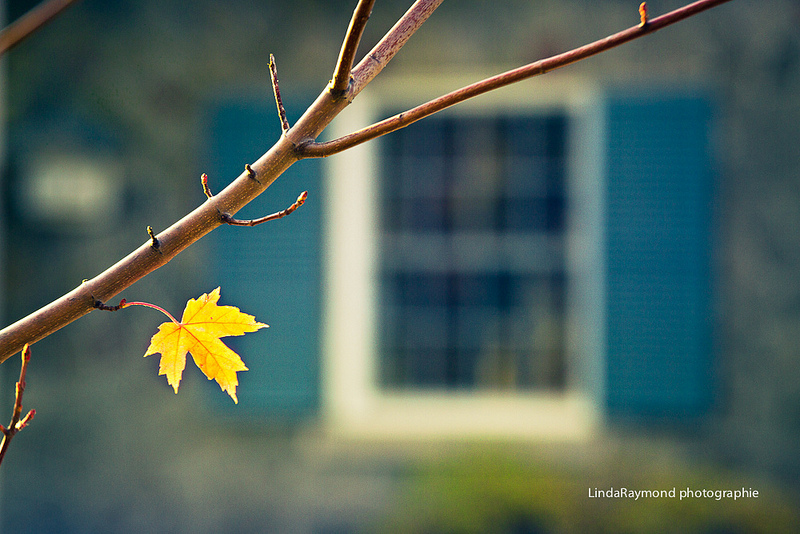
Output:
[
  {"xmin": 283, "ymin": 0, "xmax": 443, "ymax": 145},
  {"xmin": 0, "ymin": 0, "xmax": 732, "ymax": 363},
  {"xmin": 331, "ymin": 0, "xmax": 378, "ymax": 94},
  {"xmin": 299, "ymin": 0, "xmax": 734, "ymax": 158},
  {"xmin": 0, "ymin": 0, "xmax": 81, "ymax": 56},
  {"xmin": 202, "ymin": 170, "xmax": 308, "ymax": 226},
  {"xmin": 0, "ymin": 345, "xmax": 35, "ymax": 468},
  {"xmin": 349, "ymin": 0, "xmax": 444, "ymax": 97},
  {"xmin": 270, "ymin": 54, "xmax": 291, "ymax": 134},
  {"xmin": 220, "ymin": 191, "xmax": 308, "ymax": 227},
  {"xmin": 639, "ymin": 2, "xmax": 649, "ymax": 27}
]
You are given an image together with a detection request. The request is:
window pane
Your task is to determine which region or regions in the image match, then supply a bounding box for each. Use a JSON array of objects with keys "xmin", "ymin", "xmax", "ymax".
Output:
[{"xmin": 378, "ymin": 112, "xmax": 568, "ymax": 391}]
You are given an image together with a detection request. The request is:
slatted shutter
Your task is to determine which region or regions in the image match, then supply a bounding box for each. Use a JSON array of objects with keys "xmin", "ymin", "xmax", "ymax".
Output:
[
  {"xmin": 604, "ymin": 92, "xmax": 714, "ymax": 419},
  {"xmin": 204, "ymin": 96, "xmax": 321, "ymax": 418}
]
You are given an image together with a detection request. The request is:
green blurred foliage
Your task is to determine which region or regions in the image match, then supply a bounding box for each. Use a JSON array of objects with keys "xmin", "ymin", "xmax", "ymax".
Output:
[{"xmin": 374, "ymin": 448, "xmax": 800, "ymax": 534}]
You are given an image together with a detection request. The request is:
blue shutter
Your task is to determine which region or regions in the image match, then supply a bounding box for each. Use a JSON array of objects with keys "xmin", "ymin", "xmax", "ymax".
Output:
[
  {"xmin": 204, "ymin": 95, "xmax": 320, "ymax": 419},
  {"xmin": 604, "ymin": 92, "xmax": 714, "ymax": 419}
]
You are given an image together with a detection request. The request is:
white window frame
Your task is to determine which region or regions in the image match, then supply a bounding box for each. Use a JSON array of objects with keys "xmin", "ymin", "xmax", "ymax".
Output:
[{"xmin": 322, "ymin": 73, "xmax": 605, "ymax": 440}]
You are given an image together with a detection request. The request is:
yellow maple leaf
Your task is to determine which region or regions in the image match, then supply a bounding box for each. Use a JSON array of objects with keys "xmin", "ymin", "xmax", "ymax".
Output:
[{"xmin": 141, "ymin": 288, "xmax": 267, "ymax": 403}]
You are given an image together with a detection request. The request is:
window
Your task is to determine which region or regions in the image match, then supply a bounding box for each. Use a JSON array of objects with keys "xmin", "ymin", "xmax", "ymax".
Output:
[
  {"xmin": 378, "ymin": 114, "xmax": 568, "ymax": 391},
  {"xmin": 205, "ymin": 81, "xmax": 714, "ymax": 432},
  {"xmin": 322, "ymin": 77, "xmax": 602, "ymax": 439}
]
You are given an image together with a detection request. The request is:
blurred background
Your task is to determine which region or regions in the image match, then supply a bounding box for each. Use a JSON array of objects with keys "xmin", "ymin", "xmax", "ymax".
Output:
[{"xmin": 2, "ymin": 0, "xmax": 800, "ymax": 532}]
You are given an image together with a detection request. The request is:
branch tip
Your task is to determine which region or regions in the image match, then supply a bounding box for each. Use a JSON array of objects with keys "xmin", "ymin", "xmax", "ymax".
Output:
[
  {"xmin": 221, "ymin": 190, "xmax": 308, "ymax": 227},
  {"xmin": 244, "ymin": 163, "xmax": 261, "ymax": 184},
  {"xmin": 147, "ymin": 226, "xmax": 162, "ymax": 252},
  {"xmin": 0, "ymin": 345, "xmax": 35, "ymax": 467},
  {"xmin": 269, "ymin": 54, "xmax": 291, "ymax": 134},
  {"xmin": 17, "ymin": 410, "xmax": 35, "ymax": 430},
  {"xmin": 201, "ymin": 173, "xmax": 213, "ymax": 198}
]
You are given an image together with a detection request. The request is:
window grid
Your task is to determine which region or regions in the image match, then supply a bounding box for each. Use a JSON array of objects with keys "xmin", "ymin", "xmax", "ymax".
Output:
[{"xmin": 379, "ymin": 113, "xmax": 568, "ymax": 391}]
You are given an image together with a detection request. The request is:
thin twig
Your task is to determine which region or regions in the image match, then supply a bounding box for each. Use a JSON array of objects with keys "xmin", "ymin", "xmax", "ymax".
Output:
[
  {"xmin": 331, "ymin": 0, "xmax": 377, "ymax": 94},
  {"xmin": 221, "ymin": 191, "xmax": 308, "ymax": 227},
  {"xmin": 270, "ymin": 54, "xmax": 291, "ymax": 133},
  {"xmin": 244, "ymin": 164, "xmax": 261, "ymax": 183},
  {"xmin": 301, "ymin": 0, "xmax": 733, "ymax": 158},
  {"xmin": 0, "ymin": 345, "xmax": 36, "ymax": 468},
  {"xmin": 0, "ymin": 0, "xmax": 81, "ymax": 55},
  {"xmin": 201, "ymin": 173, "xmax": 213, "ymax": 198},
  {"xmin": 147, "ymin": 226, "xmax": 161, "ymax": 252}
]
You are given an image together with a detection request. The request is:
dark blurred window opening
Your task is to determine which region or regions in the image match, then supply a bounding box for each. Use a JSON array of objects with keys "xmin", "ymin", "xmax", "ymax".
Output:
[{"xmin": 378, "ymin": 114, "xmax": 568, "ymax": 391}]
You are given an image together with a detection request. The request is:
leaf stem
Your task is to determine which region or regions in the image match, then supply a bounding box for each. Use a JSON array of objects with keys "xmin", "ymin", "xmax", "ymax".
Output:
[{"xmin": 122, "ymin": 301, "xmax": 180, "ymax": 325}]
